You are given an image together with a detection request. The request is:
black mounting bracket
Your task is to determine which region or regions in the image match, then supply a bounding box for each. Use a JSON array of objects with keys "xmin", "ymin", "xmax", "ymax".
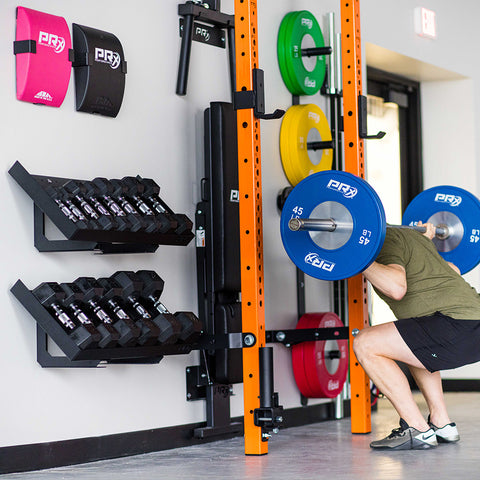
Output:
[
  {"xmin": 358, "ymin": 95, "xmax": 386, "ymax": 140},
  {"xmin": 176, "ymin": 1, "xmax": 235, "ymax": 96},
  {"xmin": 36, "ymin": 325, "xmax": 102, "ymax": 368},
  {"xmin": 33, "ymin": 205, "xmax": 159, "ymax": 254},
  {"xmin": 234, "ymin": 69, "xmax": 285, "ymax": 120},
  {"xmin": 13, "ymin": 39, "xmax": 36, "ymax": 54}
]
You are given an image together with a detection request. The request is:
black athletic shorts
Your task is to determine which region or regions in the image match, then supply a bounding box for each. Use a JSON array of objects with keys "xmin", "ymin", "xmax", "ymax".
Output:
[{"xmin": 394, "ymin": 312, "xmax": 480, "ymax": 373}]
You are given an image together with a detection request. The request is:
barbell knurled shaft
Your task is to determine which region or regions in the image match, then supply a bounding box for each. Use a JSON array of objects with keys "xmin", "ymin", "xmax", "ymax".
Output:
[
  {"xmin": 388, "ymin": 224, "xmax": 448, "ymax": 238},
  {"xmin": 289, "ymin": 218, "xmax": 448, "ymax": 238}
]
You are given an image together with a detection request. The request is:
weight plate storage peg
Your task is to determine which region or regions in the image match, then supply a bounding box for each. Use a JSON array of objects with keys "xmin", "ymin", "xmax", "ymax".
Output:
[
  {"xmin": 292, "ymin": 312, "xmax": 348, "ymax": 398},
  {"xmin": 280, "ymin": 104, "xmax": 333, "ymax": 186},
  {"xmin": 402, "ymin": 185, "xmax": 480, "ymax": 274},
  {"xmin": 277, "ymin": 10, "xmax": 327, "ymax": 95},
  {"xmin": 280, "ymin": 170, "xmax": 386, "ymax": 281}
]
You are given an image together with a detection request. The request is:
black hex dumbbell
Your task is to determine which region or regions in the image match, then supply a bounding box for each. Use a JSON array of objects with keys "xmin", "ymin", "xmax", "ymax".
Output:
[
  {"xmin": 111, "ymin": 271, "xmax": 179, "ymax": 345},
  {"xmin": 96, "ymin": 277, "xmax": 143, "ymax": 347},
  {"xmin": 109, "ymin": 179, "xmax": 161, "ymax": 233},
  {"xmin": 32, "ymin": 282, "xmax": 96, "ymax": 350},
  {"xmin": 119, "ymin": 177, "xmax": 177, "ymax": 234},
  {"xmin": 174, "ymin": 311, "xmax": 203, "ymax": 344},
  {"xmin": 135, "ymin": 270, "xmax": 181, "ymax": 344},
  {"xmin": 81, "ymin": 181, "xmax": 130, "ymax": 232},
  {"xmin": 62, "ymin": 180, "xmax": 115, "ymax": 231},
  {"xmin": 136, "ymin": 176, "xmax": 193, "ymax": 235},
  {"xmin": 73, "ymin": 277, "xmax": 120, "ymax": 348},
  {"xmin": 135, "ymin": 270, "xmax": 201, "ymax": 343},
  {"xmin": 58, "ymin": 282, "xmax": 102, "ymax": 346},
  {"xmin": 44, "ymin": 185, "xmax": 89, "ymax": 230},
  {"xmin": 92, "ymin": 177, "xmax": 144, "ymax": 233}
]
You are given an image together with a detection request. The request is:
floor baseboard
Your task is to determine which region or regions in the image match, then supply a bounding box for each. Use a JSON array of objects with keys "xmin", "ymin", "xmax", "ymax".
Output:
[{"xmin": 0, "ymin": 399, "xmax": 351, "ymax": 474}]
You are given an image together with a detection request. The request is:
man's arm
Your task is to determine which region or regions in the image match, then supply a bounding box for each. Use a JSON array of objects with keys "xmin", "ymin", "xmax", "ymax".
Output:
[
  {"xmin": 447, "ymin": 262, "xmax": 461, "ymax": 275},
  {"xmin": 362, "ymin": 262, "xmax": 407, "ymax": 301}
]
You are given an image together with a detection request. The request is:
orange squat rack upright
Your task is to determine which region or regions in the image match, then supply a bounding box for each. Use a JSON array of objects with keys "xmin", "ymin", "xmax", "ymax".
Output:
[
  {"xmin": 234, "ymin": 0, "xmax": 269, "ymax": 455},
  {"xmin": 340, "ymin": 0, "xmax": 372, "ymax": 434}
]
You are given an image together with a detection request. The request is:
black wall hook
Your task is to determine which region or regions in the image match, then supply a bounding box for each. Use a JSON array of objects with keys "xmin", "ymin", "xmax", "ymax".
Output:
[
  {"xmin": 234, "ymin": 69, "xmax": 285, "ymax": 120},
  {"xmin": 358, "ymin": 95, "xmax": 386, "ymax": 140}
]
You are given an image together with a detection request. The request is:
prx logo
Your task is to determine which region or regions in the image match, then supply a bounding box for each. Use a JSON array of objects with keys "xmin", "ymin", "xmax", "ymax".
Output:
[
  {"xmin": 434, "ymin": 193, "xmax": 462, "ymax": 207},
  {"xmin": 230, "ymin": 190, "xmax": 239, "ymax": 203},
  {"xmin": 326, "ymin": 179, "xmax": 358, "ymax": 199},
  {"xmin": 301, "ymin": 18, "xmax": 313, "ymax": 29},
  {"xmin": 195, "ymin": 26, "xmax": 210, "ymax": 42},
  {"xmin": 307, "ymin": 111, "xmax": 320, "ymax": 123},
  {"xmin": 304, "ymin": 253, "xmax": 335, "ymax": 272},
  {"xmin": 95, "ymin": 48, "xmax": 121, "ymax": 69},
  {"xmin": 38, "ymin": 31, "xmax": 65, "ymax": 53}
]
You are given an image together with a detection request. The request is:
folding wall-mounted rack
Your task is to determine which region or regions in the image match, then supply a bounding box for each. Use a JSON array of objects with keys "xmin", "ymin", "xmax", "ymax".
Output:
[
  {"xmin": 9, "ymin": 161, "xmax": 194, "ymax": 254},
  {"xmin": 11, "ymin": 279, "xmax": 254, "ymax": 368}
]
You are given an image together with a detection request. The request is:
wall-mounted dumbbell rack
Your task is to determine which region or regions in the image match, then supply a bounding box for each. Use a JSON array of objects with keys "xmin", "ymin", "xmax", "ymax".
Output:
[
  {"xmin": 340, "ymin": 0, "xmax": 371, "ymax": 434},
  {"xmin": 9, "ymin": 161, "xmax": 194, "ymax": 254},
  {"xmin": 10, "ymin": 278, "xmax": 254, "ymax": 368}
]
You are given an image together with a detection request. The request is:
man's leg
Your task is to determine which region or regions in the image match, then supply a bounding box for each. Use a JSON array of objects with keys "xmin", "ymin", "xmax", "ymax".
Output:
[
  {"xmin": 353, "ymin": 322, "xmax": 430, "ymax": 431},
  {"xmin": 408, "ymin": 367, "xmax": 451, "ymax": 427}
]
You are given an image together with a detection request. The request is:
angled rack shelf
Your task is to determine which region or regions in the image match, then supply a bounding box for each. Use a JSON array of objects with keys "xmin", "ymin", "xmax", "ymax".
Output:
[
  {"xmin": 11, "ymin": 280, "xmax": 254, "ymax": 368},
  {"xmin": 9, "ymin": 161, "xmax": 194, "ymax": 253}
]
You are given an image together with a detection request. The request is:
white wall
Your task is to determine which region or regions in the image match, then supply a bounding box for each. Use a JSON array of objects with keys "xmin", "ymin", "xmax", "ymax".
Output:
[
  {"xmin": 2, "ymin": 0, "xmax": 480, "ymax": 449},
  {"xmin": 1, "ymin": 0, "xmax": 342, "ymax": 448}
]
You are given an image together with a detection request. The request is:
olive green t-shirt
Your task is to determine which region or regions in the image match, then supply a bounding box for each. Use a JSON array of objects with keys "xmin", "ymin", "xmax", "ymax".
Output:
[{"xmin": 372, "ymin": 227, "xmax": 480, "ymax": 320}]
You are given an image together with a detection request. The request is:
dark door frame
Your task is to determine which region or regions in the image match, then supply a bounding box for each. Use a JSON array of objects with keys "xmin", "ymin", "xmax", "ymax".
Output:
[{"xmin": 366, "ymin": 67, "xmax": 423, "ymax": 213}]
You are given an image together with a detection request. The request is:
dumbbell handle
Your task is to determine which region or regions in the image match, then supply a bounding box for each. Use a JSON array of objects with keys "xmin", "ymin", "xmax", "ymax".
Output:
[{"xmin": 288, "ymin": 217, "xmax": 449, "ymax": 239}]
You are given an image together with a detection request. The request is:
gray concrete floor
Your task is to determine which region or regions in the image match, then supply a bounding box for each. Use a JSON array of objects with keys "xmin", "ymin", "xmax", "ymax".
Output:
[{"xmin": 4, "ymin": 392, "xmax": 479, "ymax": 479}]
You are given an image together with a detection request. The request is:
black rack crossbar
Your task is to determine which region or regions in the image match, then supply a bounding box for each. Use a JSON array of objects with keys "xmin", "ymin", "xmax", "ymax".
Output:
[{"xmin": 266, "ymin": 327, "xmax": 349, "ymax": 346}]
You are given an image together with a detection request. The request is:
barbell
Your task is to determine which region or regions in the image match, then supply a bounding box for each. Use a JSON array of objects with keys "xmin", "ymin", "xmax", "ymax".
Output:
[{"xmin": 280, "ymin": 170, "xmax": 480, "ymax": 281}]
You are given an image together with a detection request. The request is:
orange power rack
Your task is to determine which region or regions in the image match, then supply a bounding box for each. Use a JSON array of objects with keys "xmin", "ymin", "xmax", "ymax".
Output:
[
  {"xmin": 340, "ymin": 0, "xmax": 372, "ymax": 434},
  {"xmin": 234, "ymin": 0, "xmax": 269, "ymax": 455},
  {"xmin": 236, "ymin": 0, "xmax": 372, "ymax": 453}
]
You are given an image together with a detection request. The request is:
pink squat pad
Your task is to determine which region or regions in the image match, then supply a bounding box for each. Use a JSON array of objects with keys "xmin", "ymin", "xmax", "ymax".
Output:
[{"xmin": 15, "ymin": 6, "xmax": 72, "ymax": 107}]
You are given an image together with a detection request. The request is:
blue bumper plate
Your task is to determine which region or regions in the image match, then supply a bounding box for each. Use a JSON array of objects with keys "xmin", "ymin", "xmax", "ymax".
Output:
[{"xmin": 280, "ymin": 171, "xmax": 386, "ymax": 280}]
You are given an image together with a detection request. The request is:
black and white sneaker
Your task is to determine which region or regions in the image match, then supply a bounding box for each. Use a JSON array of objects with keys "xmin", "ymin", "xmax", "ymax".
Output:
[
  {"xmin": 428, "ymin": 415, "xmax": 460, "ymax": 443},
  {"xmin": 370, "ymin": 419, "xmax": 438, "ymax": 450}
]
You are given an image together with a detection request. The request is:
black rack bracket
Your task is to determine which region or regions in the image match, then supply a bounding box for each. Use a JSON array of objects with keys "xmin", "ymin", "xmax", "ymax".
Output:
[
  {"xmin": 358, "ymin": 95, "xmax": 386, "ymax": 140},
  {"xmin": 234, "ymin": 69, "xmax": 285, "ymax": 120},
  {"xmin": 176, "ymin": 2, "xmax": 235, "ymax": 96},
  {"xmin": 180, "ymin": 18, "xmax": 226, "ymax": 48}
]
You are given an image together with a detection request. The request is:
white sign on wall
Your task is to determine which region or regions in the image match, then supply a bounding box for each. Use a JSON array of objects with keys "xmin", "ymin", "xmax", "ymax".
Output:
[{"xmin": 414, "ymin": 6, "xmax": 437, "ymax": 39}]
